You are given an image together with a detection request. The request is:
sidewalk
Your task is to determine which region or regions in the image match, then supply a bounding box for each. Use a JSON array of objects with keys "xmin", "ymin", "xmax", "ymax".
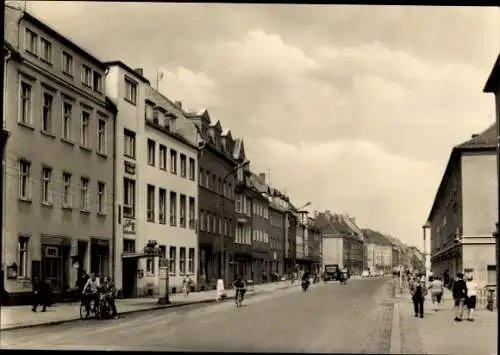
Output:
[
  {"xmin": 1, "ymin": 281, "xmax": 296, "ymax": 331},
  {"xmin": 395, "ymin": 287, "xmax": 497, "ymax": 355}
]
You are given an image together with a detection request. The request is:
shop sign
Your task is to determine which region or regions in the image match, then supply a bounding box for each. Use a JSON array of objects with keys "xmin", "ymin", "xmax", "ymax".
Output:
[{"xmin": 123, "ymin": 218, "xmax": 136, "ymax": 234}]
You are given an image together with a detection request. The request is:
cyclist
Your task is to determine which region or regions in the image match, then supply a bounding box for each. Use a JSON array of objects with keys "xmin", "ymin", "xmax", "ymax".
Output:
[
  {"xmin": 83, "ymin": 273, "xmax": 100, "ymax": 314},
  {"xmin": 102, "ymin": 276, "xmax": 119, "ymax": 319},
  {"xmin": 232, "ymin": 276, "xmax": 246, "ymax": 305}
]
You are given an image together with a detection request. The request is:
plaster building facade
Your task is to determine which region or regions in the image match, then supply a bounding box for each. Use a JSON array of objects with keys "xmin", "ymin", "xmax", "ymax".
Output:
[
  {"xmin": 3, "ymin": 6, "xmax": 116, "ymax": 304},
  {"xmin": 427, "ymin": 123, "xmax": 497, "ymax": 286},
  {"xmin": 362, "ymin": 229, "xmax": 393, "ymax": 274},
  {"xmin": 188, "ymin": 111, "xmax": 238, "ymax": 288}
]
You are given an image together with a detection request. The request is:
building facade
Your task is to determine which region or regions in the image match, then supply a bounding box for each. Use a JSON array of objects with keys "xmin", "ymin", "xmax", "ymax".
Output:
[
  {"xmin": 189, "ymin": 112, "xmax": 237, "ymax": 288},
  {"xmin": 141, "ymin": 85, "xmax": 199, "ymax": 295},
  {"xmin": 3, "ymin": 6, "xmax": 116, "ymax": 304},
  {"xmin": 362, "ymin": 229, "xmax": 393, "ymax": 274},
  {"xmin": 284, "ymin": 208, "xmax": 298, "ymax": 274},
  {"xmin": 306, "ymin": 217, "xmax": 322, "ymax": 274},
  {"xmin": 268, "ymin": 195, "xmax": 286, "ymax": 276},
  {"xmin": 427, "ymin": 124, "xmax": 497, "ymax": 286}
]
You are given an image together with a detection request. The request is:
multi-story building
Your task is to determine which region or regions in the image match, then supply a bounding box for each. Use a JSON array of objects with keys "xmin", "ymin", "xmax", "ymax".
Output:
[
  {"xmin": 426, "ymin": 123, "xmax": 497, "ymax": 286},
  {"xmin": 284, "ymin": 205, "xmax": 298, "ymax": 274},
  {"xmin": 267, "ymin": 189, "xmax": 286, "ymax": 277},
  {"xmin": 248, "ymin": 172, "xmax": 271, "ymax": 282},
  {"xmin": 3, "ymin": 6, "xmax": 116, "ymax": 304},
  {"xmin": 315, "ymin": 211, "xmax": 364, "ymax": 274},
  {"xmin": 295, "ymin": 211, "xmax": 308, "ymax": 271},
  {"xmin": 306, "ymin": 217, "xmax": 322, "ymax": 274},
  {"xmin": 187, "ymin": 111, "xmax": 237, "ymax": 287},
  {"xmin": 142, "ymin": 85, "xmax": 199, "ymax": 295},
  {"xmin": 362, "ymin": 229, "xmax": 393, "ymax": 274},
  {"xmin": 104, "ymin": 61, "xmax": 148, "ymax": 297}
]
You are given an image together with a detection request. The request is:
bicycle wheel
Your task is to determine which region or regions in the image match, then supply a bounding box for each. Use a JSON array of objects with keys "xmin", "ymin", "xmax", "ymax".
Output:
[{"xmin": 79, "ymin": 302, "xmax": 89, "ymax": 320}]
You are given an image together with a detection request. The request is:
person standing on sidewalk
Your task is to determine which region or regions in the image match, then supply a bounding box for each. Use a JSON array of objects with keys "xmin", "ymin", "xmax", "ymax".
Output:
[
  {"xmin": 32, "ymin": 278, "xmax": 52, "ymax": 313},
  {"xmin": 410, "ymin": 275, "xmax": 427, "ymax": 318},
  {"xmin": 429, "ymin": 276, "xmax": 444, "ymax": 311},
  {"xmin": 215, "ymin": 275, "xmax": 225, "ymax": 303},
  {"xmin": 452, "ymin": 272, "xmax": 468, "ymax": 322},
  {"xmin": 465, "ymin": 275, "xmax": 479, "ymax": 321},
  {"xmin": 182, "ymin": 275, "xmax": 192, "ymax": 296}
]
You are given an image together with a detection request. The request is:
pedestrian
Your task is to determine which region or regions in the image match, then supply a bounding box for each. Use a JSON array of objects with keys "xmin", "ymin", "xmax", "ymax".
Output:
[
  {"xmin": 183, "ymin": 274, "xmax": 192, "ymax": 296},
  {"xmin": 215, "ymin": 275, "xmax": 225, "ymax": 303},
  {"xmin": 429, "ymin": 276, "xmax": 444, "ymax": 311},
  {"xmin": 465, "ymin": 275, "xmax": 479, "ymax": 321},
  {"xmin": 32, "ymin": 277, "xmax": 52, "ymax": 312},
  {"xmin": 443, "ymin": 269, "xmax": 450, "ymax": 289},
  {"xmin": 77, "ymin": 269, "xmax": 89, "ymax": 294},
  {"xmin": 410, "ymin": 275, "xmax": 426, "ymax": 318},
  {"xmin": 452, "ymin": 272, "xmax": 468, "ymax": 322}
]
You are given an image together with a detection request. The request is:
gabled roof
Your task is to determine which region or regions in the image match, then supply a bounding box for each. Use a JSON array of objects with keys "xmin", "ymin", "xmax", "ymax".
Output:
[
  {"xmin": 484, "ymin": 52, "xmax": 500, "ymax": 93},
  {"xmin": 362, "ymin": 229, "xmax": 393, "ymax": 246},
  {"xmin": 233, "ymin": 138, "xmax": 246, "ymax": 161},
  {"xmin": 104, "ymin": 61, "xmax": 150, "ymax": 84},
  {"xmin": 313, "ymin": 213, "xmax": 339, "ymax": 234},
  {"xmin": 340, "ymin": 215, "xmax": 364, "ymax": 242},
  {"xmin": 426, "ymin": 122, "xmax": 496, "ymax": 222},
  {"xmin": 222, "ymin": 129, "xmax": 232, "ymax": 140},
  {"xmin": 209, "ymin": 120, "xmax": 222, "ymax": 131}
]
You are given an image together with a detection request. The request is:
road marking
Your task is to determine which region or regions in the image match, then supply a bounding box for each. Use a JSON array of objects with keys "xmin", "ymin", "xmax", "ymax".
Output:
[{"xmin": 389, "ymin": 302, "xmax": 401, "ymax": 354}]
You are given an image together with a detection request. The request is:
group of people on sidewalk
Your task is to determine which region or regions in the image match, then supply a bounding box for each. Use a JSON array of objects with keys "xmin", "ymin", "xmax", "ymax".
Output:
[{"xmin": 408, "ymin": 271, "xmax": 479, "ymax": 322}]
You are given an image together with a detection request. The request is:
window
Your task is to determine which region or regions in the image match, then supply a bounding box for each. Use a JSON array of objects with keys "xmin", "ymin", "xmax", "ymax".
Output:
[
  {"xmin": 159, "ymin": 145, "xmax": 167, "ymax": 170},
  {"xmin": 212, "ymin": 175, "xmax": 216, "ymax": 191},
  {"xmin": 18, "ymin": 237, "xmax": 29, "ymax": 278},
  {"xmin": 80, "ymin": 111, "xmax": 90, "ymax": 148},
  {"xmin": 147, "ymin": 185, "xmax": 155, "ymax": 222},
  {"xmin": 169, "ymin": 247, "xmax": 176, "ymax": 274},
  {"xmin": 189, "ymin": 158, "xmax": 195, "ymax": 181},
  {"xmin": 189, "ymin": 197, "xmax": 195, "ymax": 229},
  {"xmin": 235, "ymin": 194, "xmax": 242, "ymax": 213},
  {"xmin": 62, "ymin": 173, "xmax": 72, "ymax": 208},
  {"xmin": 93, "ymin": 72, "xmax": 102, "ymax": 93},
  {"xmin": 159, "ymin": 245, "xmax": 166, "ymax": 260},
  {"xmin": 213, "ymin": 215, "xmax": 217, "ymax": 233},
  {"xmin": 147, "ymin": 139, "xmax": 156, "ymax": 166},
  {"xmin": 170, "ymin": 191, "xmax": 177, "ymax": 226},
  {"xmin": 199, "ymin": 168, "xmax": 204, "ymax": 187},
  {"xmin": 159, "ymin": 188, "xmax": 167, "ymax": 224},
  {"xmin": 62, "ymin": 101, "xmax": 73, "ymax": 140},
  {"xmin": 18, "ymin": 160, "xmax": 31, "ymax": 199},
  {"xmin": 124, "ymin": 129, "xmax": 136, "ymax": 158},
  {"xmin": 188, "ymin": 248, "xmax": 195, "ymax": 274},
  {"xmin": 62, "ymin": 51, "xmax": 73, "ymax": 75},
  {"xmin": 180, "ymin": 195, "xmax": 186, "ymax": 228},
  {"xmin": 81, "ymin": 65, "xmax": 92, "ymax": 86},
  {"xmin": 97, "ymin": 182, "xmax": 106, "ymax": 214},
  {"xmin": 80, "ymin": 177, "xmax": 89, "ymax": 211},
  {"xmin": 41, "ymin": 166, "xmax": 52, "ymax": 204},
  {"xmin": 125, "ymin": 78, "xmax": 137, "ymax": 104},
  {"xmin": 180, "ymin": 154, "xmax": 187, "ymax": 177},
  {"xmin": 170, "ymin": 150, "xmax": 177, "ymax": 174},
  {"xmin": 145, "ymin": 102, "xmax": 154, "ymax": 119},
  {"xmin": 207, "ymin": 213, "xmax": 211, "ymax": 232},
  {"xmin": 146, "ymin": 257, "xmax": 155, "ymax": 275},
  {"xmin": 20, "ymin": 82, "xmax": 32, "ymax": 124},
  {"xmin": 179, "ymin": 247, "xmax": 186, "ymax": 275},
  {"xmin": 97, "ymin": 118, "xmax": 107, "ymax": 154},
  {"xmin": 200, "ymin": 210, "xmax": 205, "ymax": 231},
  {"xmin": 42, "ymin": 92, "xmax": 53, "ymax": 134},
  {"xmin": 218, "ymin": 217, "xmax": 222, "ymax": 234},
  {"xmin": 25, "ymin": 28, "xmax": 38, "ymax": 55},
  {"xmin": 40, "ymin": 38, "xmax": 52, "ymax": 63},
  {"xmin": 123, "ymin": 178, "xmax": 135, "ymax": 218}
]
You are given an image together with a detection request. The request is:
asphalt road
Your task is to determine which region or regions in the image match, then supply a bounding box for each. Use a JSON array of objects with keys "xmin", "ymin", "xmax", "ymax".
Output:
[{"xmin": 1, "ymin": 278, "xmax": 395, "ymax": 353}]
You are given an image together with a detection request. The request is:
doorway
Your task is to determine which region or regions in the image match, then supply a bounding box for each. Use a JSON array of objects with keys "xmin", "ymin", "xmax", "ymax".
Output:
[
  {"xmin": 41, "ymin": 245, "xmax": 65, "ymax": 293},
  {"xmin": 122, "ymin": 258, "xmax": 138, "ymax": 298}
]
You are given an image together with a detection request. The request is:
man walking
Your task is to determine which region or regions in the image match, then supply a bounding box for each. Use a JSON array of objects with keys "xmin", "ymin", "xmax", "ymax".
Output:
[
  {"xmin": 410, "ymin": 275, "xmax": 427, "ymax": 318},
  {"xmin": 452, "ymin": 272, "xmax": 468, "ymax": 322},
  {"xmin": 32, "ymin": 278, "xmax": 52, "ymax": 312}
]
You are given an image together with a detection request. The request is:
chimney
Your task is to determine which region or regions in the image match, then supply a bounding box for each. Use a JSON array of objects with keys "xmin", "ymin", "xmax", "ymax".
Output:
[
  {"xmin": 325, "ymin": 210, "xmax": 331, "ymax": 216},
  {"xmin": 175, "ymin": 101, "xmax": 182, "ymax": 109},
  {"xmin": 134, "ymin": 68, "xmax": 144, "ymax": 76},
  {"xmin": 471, "ymin": 133, "xmax": 479, "ymax": 139},
  {"xmin": 259, "ymin": 173, "xmax": 266, "ymax": 184}
]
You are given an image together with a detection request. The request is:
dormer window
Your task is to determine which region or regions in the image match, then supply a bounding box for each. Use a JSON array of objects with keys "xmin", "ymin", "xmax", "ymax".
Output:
[
  {"xmin": 145, "ymin": 102, "xmax": 154, "ymax": 120},
  {"xmin": 165, "ymin": 113, "xmax": 176, "ymax": 132}
]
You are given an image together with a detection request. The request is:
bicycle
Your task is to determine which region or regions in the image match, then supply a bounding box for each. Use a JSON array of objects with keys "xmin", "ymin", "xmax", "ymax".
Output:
[
  {"xmin": 97, "ymin": 294, "xmax": 114, "ymax": 320},
  {"xmin": 234, "ymin": 287, "xmax": 245, "ymax": 308},
  {"xmin": 79, "ymin": 293, "xmax": 99, "ymax": 320}
]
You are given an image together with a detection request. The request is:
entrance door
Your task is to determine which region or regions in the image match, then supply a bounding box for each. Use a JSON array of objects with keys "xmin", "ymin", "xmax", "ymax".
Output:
[
  {"xmin": 41, "ymin": 245, "xmax": 64, "ymax": 292},
  {"xmin": 122, "ymin": 258, "xmax": 137, "ymax": 298}
]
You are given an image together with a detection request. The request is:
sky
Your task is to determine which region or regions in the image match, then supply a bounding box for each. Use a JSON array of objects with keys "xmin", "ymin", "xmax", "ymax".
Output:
[{"xmin": 16, "ymin": 2, "xmax": 500, "ymax": 248}]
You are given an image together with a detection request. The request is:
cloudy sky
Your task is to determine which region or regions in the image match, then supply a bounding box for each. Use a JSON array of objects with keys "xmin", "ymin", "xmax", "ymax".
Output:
[{"xmin": 18, "ymin": 2, "xmax": 499, "ymax": 248}]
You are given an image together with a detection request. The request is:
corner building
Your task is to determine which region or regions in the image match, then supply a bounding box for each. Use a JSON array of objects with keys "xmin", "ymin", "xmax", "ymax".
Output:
[{"xmin": 3, "ymin": 6, "xmax": 116, "ymax": 304}]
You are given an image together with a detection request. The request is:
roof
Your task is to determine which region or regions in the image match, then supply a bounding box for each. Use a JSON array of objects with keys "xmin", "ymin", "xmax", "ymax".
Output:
[
  {"xmin": 21, "ymin": 10, "xmax": 106, "ymax": 70},
  {"xmin": 484, "ymin": 52, "xmax": 500, "ymax": 93},
  {"xmin": 103, "ymin": 61, "xmax": 150, "ymax": 84},
  {"xmin": 362, "ymin": 229, "xmax": 393, "ymax": 246},
  {"xmin": 426, "ymin": 122, "xmax": 496, "ymax": 222}
]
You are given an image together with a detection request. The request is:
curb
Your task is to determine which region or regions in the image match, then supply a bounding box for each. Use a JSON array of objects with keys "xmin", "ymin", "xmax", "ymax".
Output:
[
  {"xmin": 1, "ymin": 284, "xmax": 294, "ymax": 332},
  {"xmin": 389, "ymin": 302, "xmax": 401, "ymax": 354}
]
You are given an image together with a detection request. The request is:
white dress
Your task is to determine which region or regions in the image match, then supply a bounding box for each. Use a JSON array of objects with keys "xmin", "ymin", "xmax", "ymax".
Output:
[{"xmin": 216, "ymin": 278, "xmax": 225, "ymax": 299}]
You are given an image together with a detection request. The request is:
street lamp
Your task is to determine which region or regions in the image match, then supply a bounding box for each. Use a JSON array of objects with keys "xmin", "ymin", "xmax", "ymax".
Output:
[{"xmin": 220, "ymin": 160, "xmax": 250, "ymax": 287}]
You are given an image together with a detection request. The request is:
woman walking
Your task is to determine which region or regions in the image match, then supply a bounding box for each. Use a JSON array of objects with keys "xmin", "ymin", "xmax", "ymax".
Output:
[
  {"xmin": 215, "ymin": 275, "xmax": 225, "ymax": 303},
  {"xmin": 429, "ymin": 276, "xmax": 444, "ymax": 311},
  {"xmin": 465, "ymin": 275, "xmax": 479, "ymax": 321}
]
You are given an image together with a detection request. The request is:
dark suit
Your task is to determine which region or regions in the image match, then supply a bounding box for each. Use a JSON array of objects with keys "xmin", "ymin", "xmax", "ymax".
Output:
[{"xmin": 32, "ymin": 280, "xmax": 51, "ymax": 312}]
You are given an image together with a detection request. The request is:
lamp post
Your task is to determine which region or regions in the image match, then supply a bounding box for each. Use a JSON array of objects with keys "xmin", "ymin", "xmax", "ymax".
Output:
[
  {"xmin": 220, "ymin": 160, "xmax": 250, "ymax": 287},
  {"xmin": 422, "ymin": 222, "xmax": 431, "ymax": 284}
]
